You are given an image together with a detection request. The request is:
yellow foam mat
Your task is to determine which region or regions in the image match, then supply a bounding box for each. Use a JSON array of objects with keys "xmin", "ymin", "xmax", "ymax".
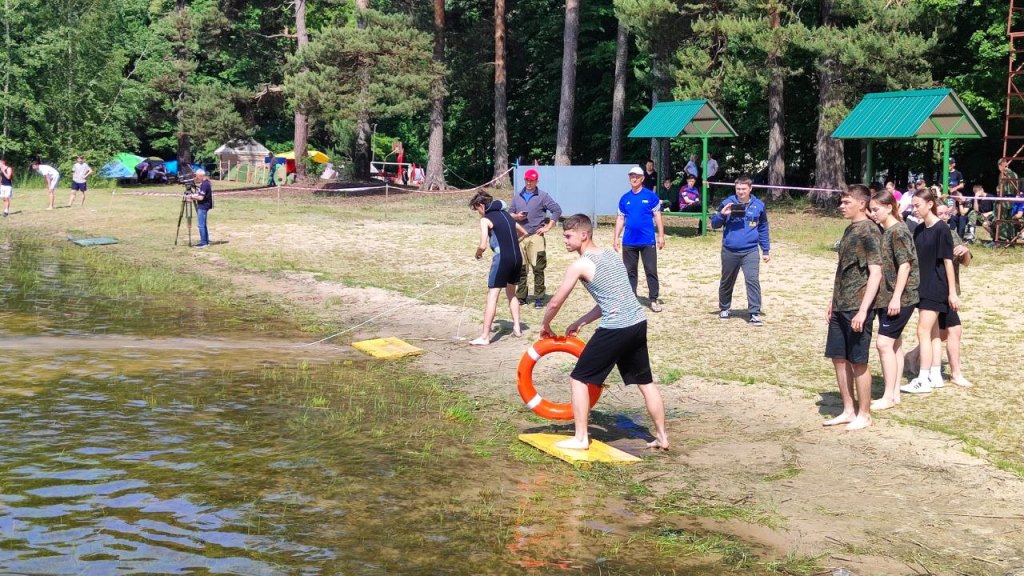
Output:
[
  {"xmin": 351, "ymin": 337, "xmax": 424, "ymax": 359},
  {"xmin": 518, "ymin": 433, "xmax": 642, "ymax": 465}
]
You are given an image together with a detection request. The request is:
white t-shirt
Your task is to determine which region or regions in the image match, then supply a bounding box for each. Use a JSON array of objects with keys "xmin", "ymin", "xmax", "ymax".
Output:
[
  {"xmin": 706, "ymin": 159, "xmax": 719, "ymax": 178},
  {"xmin": 37, "ymin": 164, "xmax": 59, "ymax": 178},
  {"xmin": 72, "ymin": 161, "xmax": 91, "ymax": 183},
  {"xmin": 36, "ymin": 164, "xmax": 59, "ymax": 181}
]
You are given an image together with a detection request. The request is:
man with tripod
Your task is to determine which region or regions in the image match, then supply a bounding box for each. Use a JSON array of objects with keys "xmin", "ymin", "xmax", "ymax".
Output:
[{"xmin": 186, "ymin": 168, "xmax": 213, "ymax": 248}]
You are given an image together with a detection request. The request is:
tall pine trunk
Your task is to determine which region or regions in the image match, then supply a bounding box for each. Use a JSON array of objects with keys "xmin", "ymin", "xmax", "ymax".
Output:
[
  {"xmin": 293, "ymin": 0, "xmax": 309, "ymax": 180},
  {"xmin": 423, "ymin": 0, "xmax": 447, "ymax": 190},
  {"xmin": 492, "ymin": 0, "xmax": 510, "ymax": 186},
  {"xmin": 353, "ymin": 0, "xmax": 371, "ymax": 179},
  {"xmin": 650, "ymin": 49, "xmax": 670, "ymax": 175},
  {"xmin": 554, "ymin": 0, "xmax": 579, "ymax": 166},
  {"xmin": 766, "ymin": 4, "xmax": 788, "ymax": 200},
  {"xmin": 174, "ymin": 0, "xmax": 191, "ymax": 166},
  {"xmin": 812, "ymin": 0, "xmax": 843, "ymax": 209},
  {"xmin": 609, "ymin": 20, "xmax": 628, "ymax": 164}
]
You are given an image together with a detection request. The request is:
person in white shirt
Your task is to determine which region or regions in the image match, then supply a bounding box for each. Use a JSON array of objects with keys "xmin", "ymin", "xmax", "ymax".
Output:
[
  {"xmin": 70, "ymin": 156, "xmax": 93, "ymax": 207},
  {"xmin": 706, "ymin": 154, "xmax": 719, "ymax": 179},
  {"xmin": 31, "ymin": 160, "xmax": 60, "ymax": 210}
]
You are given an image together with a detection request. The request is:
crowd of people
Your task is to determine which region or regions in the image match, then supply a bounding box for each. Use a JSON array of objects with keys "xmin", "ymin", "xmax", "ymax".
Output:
[
  {"xmin": 466, "ymin": 157, "xmax": 1019, "ymax": 444},
  {"xmin": 467, "ymin": 165, "xmax": 774, "ymax": 450}
]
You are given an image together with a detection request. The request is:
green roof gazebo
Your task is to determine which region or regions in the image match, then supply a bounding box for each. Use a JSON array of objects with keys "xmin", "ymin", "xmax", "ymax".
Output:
[
  {"xmin": 832, "ymin": 88, "xmax": 986, "ymax": 193},
  {"xmin": 629, "ymin": 100, "xmax": 737, "ymax": 236}
]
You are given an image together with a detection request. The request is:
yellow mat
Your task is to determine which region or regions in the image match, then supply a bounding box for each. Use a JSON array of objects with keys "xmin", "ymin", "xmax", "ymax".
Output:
[
  {"xmin": 518, "ymin": 433, "xmax": 642, "ymax": 465},
  {"xmin": 351, "ymin": 337, "xmax": 424, "ymax": 359}
]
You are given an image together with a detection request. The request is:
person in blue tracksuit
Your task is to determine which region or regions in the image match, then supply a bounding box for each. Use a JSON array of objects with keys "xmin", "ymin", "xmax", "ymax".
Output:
[{"xmin": 710, "ymin": 175, "xmax": 771, "ymax": 326}]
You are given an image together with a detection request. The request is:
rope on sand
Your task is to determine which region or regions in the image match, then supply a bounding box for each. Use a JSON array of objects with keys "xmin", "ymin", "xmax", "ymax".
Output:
[{"xmin": 296, "ymin": 266, "xmax": 479, "ymax": 347}]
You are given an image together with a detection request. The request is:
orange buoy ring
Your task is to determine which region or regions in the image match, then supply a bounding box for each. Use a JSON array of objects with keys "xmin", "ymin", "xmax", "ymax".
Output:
[{"xmin": 516, "ymin": 336, "xmax": 602, "ymax": 420}]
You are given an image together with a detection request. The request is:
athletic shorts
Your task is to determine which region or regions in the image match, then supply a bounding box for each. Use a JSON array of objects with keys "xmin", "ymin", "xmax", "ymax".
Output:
[
  {"xmin": 571, "ymin": 320, "xmax": 652, "ymax": 386},
  {"xmin": 71, "ymin": 181, "xmax": 87, "ymax": 192},
  {"xmin": 939, "ymin": 309, "xmax": 961, "ymax": 330},
  {"xmin": 0, "ymin": 185, "xmax": 10, "ymax": 199},
  {"xmin": 825, "ymin": 309, "xmax": 876, "ymax": 364},
  {"xmin": 876, "ymin": 305, "xmax": 916, "ymax": 339},
  {"xmin": 487, "ymin": 253, "xmax": 522, "ymax": 289},
  {"xmin": 918, "ymin": 298, "xmax": 949, "ymax": 313}
]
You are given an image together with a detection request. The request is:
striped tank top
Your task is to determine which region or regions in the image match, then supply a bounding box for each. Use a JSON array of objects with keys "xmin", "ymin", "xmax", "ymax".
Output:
[{"xmin": 581, "ymin": 249, "xmax": 646, "ymax": 329}]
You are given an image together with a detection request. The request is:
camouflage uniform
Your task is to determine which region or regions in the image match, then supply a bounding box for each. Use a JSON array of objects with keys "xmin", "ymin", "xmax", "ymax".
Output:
[
  {"xmin": 832, "ymin": 220, "xmax": 883, "ymax": 311},
  {"xmin": 877, "ymin": 223, "xmax": 920, "ymax": 308}
]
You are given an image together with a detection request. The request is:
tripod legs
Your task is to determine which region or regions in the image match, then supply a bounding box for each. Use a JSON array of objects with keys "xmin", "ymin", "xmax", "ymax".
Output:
[{"xmin": 175, "ymin": 198, "xmax": 194, "ymax": 246}]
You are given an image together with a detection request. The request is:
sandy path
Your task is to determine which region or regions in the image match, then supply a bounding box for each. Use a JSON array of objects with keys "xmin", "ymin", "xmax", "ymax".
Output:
[{"xmin": 185, "ymin": 243, "xmax": 1024, "ymax": 576}]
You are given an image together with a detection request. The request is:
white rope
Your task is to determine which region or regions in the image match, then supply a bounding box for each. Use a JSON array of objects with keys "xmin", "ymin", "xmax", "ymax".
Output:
[{"xmin": 296, "ymin": 265, "xmax": 479, "ymax": 347}]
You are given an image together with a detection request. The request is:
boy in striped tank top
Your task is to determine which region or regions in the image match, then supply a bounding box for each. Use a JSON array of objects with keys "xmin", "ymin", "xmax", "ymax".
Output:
[{"xmin": 541, "ymin": 214, "xmax": 669, "ymax": 451}]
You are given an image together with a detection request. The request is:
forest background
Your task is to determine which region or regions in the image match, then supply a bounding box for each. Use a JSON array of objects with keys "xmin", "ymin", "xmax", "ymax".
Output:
[{"xmin": 0, "ymin": 0, "xmax": 1012, "ymax": 206}]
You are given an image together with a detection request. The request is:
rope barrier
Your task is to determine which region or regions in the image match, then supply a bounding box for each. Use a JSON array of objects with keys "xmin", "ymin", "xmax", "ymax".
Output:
[
  {"xmin": 707, "ymin": 180, "xmax": 1024, "ymax": 204},
  {"xmin": 295, "ymin": 266, "xmax": 479, "ymax": 347}
]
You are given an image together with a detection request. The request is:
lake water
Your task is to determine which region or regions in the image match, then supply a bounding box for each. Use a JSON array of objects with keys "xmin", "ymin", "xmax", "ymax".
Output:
[{"xmin": 0, "ymin": 234, "xmax": 743, "ymax": 575}]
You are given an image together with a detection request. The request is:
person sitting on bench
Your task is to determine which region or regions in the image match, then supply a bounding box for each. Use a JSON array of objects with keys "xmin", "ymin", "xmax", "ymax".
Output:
[{"xmin": 679, "ymin": 174, "xmax": 701, "ymax": 213}]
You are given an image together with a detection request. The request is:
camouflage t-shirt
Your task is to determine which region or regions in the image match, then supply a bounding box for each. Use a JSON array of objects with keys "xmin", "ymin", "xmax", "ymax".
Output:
[
  {"xmin": 950, "ymin": 228, "xmax": 965, "ymax": 296},
  {"xmin": 877, "ymin": 223, "xmax": 920, "ymax": 308},
  {"xmin": 832, "ymin": 219, "xmax": 883, "ymax": 311}
]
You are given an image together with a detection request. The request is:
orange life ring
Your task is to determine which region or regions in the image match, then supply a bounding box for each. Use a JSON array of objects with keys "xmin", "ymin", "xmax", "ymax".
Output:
[{"xmin": 516, "ymin": 336, "xmax": 602, "ymax": 420}]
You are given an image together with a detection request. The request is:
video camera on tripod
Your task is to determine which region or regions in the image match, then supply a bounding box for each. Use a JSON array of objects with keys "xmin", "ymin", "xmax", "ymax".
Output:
[{"xmin": 178, "ymin": 163, "xmax": 198, "ymax": 196}]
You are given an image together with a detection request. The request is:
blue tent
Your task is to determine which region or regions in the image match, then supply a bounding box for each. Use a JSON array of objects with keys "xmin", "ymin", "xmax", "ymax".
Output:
[{"xmin": 99, "ymin": 161, "xmax": 135, "ymax": 179}]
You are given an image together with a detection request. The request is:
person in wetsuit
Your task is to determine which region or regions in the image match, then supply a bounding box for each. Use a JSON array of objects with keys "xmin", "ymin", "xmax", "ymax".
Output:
[{"xmin": 470, "ymin": 191, "xmax": 527, "ymax": 346}]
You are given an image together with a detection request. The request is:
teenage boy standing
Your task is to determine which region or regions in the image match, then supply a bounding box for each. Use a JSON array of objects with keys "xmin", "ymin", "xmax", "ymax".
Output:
[
  {"xmin": 542, "ymin": 214, "xmax": 668, "ymax": 451},
  {"xmin": 824, "ymin": 185, "xmax": 883, "ymax": 431}
]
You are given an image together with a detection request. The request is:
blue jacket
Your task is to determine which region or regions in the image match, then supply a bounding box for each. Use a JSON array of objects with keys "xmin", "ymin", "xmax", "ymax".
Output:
[{"xmin": 710, "ymin": 194, "xmax": 770, "ymax": 254}]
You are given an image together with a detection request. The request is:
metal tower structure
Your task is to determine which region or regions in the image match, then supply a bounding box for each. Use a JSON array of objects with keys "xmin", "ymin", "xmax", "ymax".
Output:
[{"xmin": 998, "ymin": 0, "xmax": 1024, "ymax": 243}]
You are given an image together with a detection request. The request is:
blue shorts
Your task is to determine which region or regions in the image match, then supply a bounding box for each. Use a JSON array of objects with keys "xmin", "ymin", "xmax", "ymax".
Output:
[{"xmin": 71, "ymin": 181, "xmax": 87, "ymax": 192}]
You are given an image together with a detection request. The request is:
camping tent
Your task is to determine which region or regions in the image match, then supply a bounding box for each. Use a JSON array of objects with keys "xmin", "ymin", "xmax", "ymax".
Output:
[
  {"xmin": 215, "ymin": 139, "xmax": 271, "ymax": 164},
  {"xmin": 99, "ymin": 152, "xmax": 145, "ymax": 179},
  {"xmin": 276, "ymin": 150, "xmax": 330, "ymax": 164},
  {"xmin": 215, "ymin": 139, "xmax": 271, "ymax": 181}
]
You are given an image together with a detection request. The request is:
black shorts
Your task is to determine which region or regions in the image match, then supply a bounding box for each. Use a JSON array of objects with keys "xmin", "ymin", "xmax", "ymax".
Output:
[
  {"xmin": 71, "ymin": 181, "xmax": 87, "ymax": 192},
  {"xmin": 876, "ymin": 305, "xmax": 916, "ymax": 339},
  {"xmin": 939, "ymin": 309, "xmax": 961, "ymax": 329},
  {"xmin": 918, "ymin": 298, "xmax": 949, "ymax": 313},
  {"xmin": 570, "ymin": 321, "xmax": 652, "ymax": 386},
  {"xmin": 825, "ymin": 309, "xmax": 876, "ymax": 364},
  {"xmin": 487, "ymin": 254, "xmax": 522, "ymax": 289}
]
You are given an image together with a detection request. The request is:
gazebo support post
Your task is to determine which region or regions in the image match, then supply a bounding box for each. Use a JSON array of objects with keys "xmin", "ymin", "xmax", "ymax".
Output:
[
  {"xmin": 941, "ymin": 138, "xmax": 951, "ymax": 194},
  {"xmin": 700, "ymin": 135, "xmax": 709, "ymax": 236},
  {"xmin": 864, "ymin": 140, "xmax": 873, "ymax": 185}
]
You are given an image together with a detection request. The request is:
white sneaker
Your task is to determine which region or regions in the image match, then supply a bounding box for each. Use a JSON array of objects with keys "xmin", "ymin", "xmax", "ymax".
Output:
[
  {"xmin": 900, "ymin": 377, "xmax": 933, "ymax": 394},
  {"xmin": 930, "ymin": 376, "xmax": 945, "ymax": 389}
]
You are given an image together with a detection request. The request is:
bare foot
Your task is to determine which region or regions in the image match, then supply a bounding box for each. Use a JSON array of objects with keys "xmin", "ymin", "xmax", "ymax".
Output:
[
  {"xmin": 845, "ymin": 415, "xmax": 872, "ymax": 431},
  {"xmin": 870, "ymin": 398, "xmax": 896, "ymax": 411},
  {"xmin": 951, "ymin": 374, "xmax": 973, "ymax": 387},
  {"xmin": 823, "ymin": 412, "xmax": 855, "ymax": 427},
  {"xmin": 555, "ymin": 437, "xmax": 590, "ymax": 450},
  {"xmin": 468, "ymin": 337, "xmax": 490, "ymax": 346},
  {"xmin": 646, "ymin": 438, "xmax": 670, "ymax": 451},
  {"xmin": 512, "ymin": 325, "xmax": 523, "ymax": 337}
]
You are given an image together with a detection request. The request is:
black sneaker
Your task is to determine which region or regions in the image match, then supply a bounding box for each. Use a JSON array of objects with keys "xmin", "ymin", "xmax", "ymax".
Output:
[
  {"xmin": 748, "ymin": 314, "xmax": 764, "ymax": 326},
  {"xmin": 517, "ymin": 298, "xmax": 527, "ymax": 306}
]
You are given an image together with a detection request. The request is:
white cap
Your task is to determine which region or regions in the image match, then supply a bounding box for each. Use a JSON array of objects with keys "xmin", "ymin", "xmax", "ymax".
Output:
[{"xmin": 628, "ymin": 166, "xmax": 644, "ymax": 176}]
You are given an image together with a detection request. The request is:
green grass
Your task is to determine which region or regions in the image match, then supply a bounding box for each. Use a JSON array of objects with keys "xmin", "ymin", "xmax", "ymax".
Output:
[{"xmin": 654, "ymin": 489, "xmax": 782, "ymax": 529}]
